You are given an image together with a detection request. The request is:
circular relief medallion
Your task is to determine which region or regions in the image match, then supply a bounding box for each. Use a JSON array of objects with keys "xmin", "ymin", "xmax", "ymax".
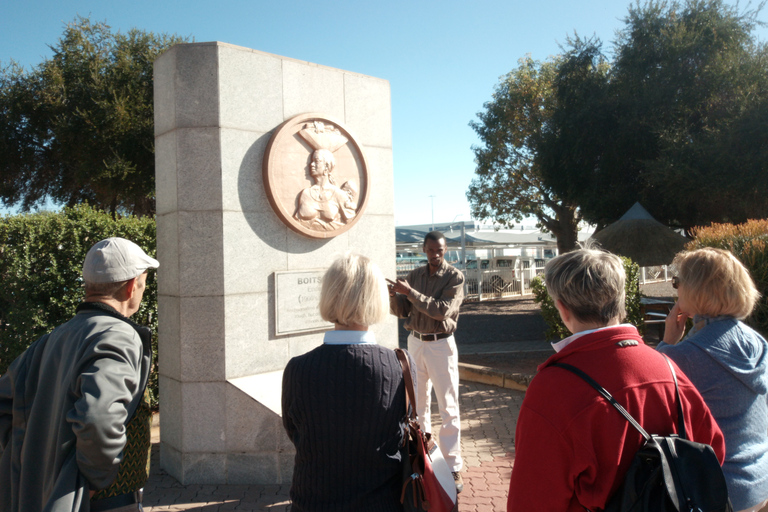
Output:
[{"xmin": 263, "ymin": 113, "xmax": 370, "ymax": 239}]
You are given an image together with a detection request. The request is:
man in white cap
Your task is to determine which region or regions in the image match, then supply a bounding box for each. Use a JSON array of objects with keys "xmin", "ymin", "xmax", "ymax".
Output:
[{"xmin": 0, "ymin": 237, "xmax": 159, "ymax": 512}]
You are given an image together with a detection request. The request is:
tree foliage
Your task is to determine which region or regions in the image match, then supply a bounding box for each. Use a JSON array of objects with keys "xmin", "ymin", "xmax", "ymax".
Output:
[
  {"xmin": 540, "ymin": 0, "xmax": 768, "ymax": 232},
  {"xmin": 0, "ymin": 204, "xmax": 160, "ymax": 407},
  {"xmin": 468, "ymin": 56, "xmax": 583, "ymax": 253},
  {"xmin": 537, "ymin": 38, "xmax": 617, "ymax": 227},
  {"xmin": 0, "ymin": 17, "xmax": 188, "ymax": 216}
]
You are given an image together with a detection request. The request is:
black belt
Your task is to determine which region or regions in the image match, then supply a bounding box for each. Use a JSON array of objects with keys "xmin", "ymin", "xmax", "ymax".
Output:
[
  {"xmin": 91, "ymin": 490, "xmax": 143, "ymax": 512},
  {"xmin": 411, "ymin": 331, "xmax": 451, "ymax": 341}
]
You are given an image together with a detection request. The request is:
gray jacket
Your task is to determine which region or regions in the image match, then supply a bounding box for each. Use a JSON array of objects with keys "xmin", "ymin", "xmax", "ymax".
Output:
[
  {"xmin": 0, "ymin": 302, "xmax": 152, "ymax": 512},
  {"xmin": 658, "ymin": 316, "xmax": 768, "ymax": 510}
]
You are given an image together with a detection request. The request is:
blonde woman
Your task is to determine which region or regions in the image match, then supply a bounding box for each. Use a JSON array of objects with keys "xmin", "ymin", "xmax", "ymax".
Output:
[
  {"xmin": 659, "ymin": 248, "xmax": 768, "ymax": 512},
  {"xmin": 281, "ymin": 253, "xmax": 407, "ymax": 512}
]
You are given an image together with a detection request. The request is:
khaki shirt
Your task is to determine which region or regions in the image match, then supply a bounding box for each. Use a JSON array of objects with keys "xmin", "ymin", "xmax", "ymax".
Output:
[{"xmin": 390, "ymin": 260, "xmax": 464, "ymax": 335}]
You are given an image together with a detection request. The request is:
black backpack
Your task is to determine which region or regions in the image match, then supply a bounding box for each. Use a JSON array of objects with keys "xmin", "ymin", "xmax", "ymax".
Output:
[{"xmin": 552, "ymin": 356, "xmax": 733, "ymax": 512}]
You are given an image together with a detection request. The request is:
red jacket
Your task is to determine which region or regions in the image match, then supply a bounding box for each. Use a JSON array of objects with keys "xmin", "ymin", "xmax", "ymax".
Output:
[{"xmin": 507, "ymin": 325, "xmax": 725, "ymax": 512}]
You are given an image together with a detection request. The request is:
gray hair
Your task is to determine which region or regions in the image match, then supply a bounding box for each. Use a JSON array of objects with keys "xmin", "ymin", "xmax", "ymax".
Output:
[{"xmin": 544, "ymin": 246, "xmax": 626, "ymax": 325}]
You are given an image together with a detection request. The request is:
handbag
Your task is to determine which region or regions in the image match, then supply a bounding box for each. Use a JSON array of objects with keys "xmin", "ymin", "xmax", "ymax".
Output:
[
  {"xmin": 395, "ymin": 348, "xmax": 458, "ymax": 512},
  {"xmin": 551, "ymin": 356, "xmax": 732, "ymax": 512}
]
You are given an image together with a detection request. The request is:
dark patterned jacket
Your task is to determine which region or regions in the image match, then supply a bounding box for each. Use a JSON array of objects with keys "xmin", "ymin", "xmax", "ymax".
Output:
[{"xmin": 282, "ymin": 343, "xmax": 407, "ymax": 512}]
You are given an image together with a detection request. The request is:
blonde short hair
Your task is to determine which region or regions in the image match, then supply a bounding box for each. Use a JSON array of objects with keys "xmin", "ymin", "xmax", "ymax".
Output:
[
  {"xmin": 674, "ymin": 248, "xmax": 759, "ymax": 320},
  {"xmin": 319, "ymin": 253, "xmax": 389, "ymax": 327},
  {"xmin": 545, "ymin": 247, "xmax": 626, "ymax": 325}
]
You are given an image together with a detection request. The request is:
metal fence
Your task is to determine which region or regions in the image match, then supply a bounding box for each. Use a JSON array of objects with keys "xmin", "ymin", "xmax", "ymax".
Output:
[
  {"xmin": 463, "ymin": 259, "xmax": 545, "ymax": 301},
  {"xmin": 396, "ymin": 259, "xmax": 546, "ymax": 302},
  {"xmin": 639, "ymin": 264, "xmax": 676, "ymax": 284},
  {"xmin": 395, "ymin": 263, "xmax": 422, "ymax": 279},
  {"xmin": 395, "ymin": 261, "xmax": 674, "ymax": 302}
]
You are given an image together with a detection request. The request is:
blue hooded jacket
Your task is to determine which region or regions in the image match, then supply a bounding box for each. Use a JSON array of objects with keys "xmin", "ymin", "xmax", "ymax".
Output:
[{"xmin": 658, "ymin": 317, "xmax": 768, "ymax": 511}]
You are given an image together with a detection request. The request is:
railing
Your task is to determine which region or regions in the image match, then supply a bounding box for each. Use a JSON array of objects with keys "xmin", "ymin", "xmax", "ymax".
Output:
[
  {"xmin": 398, "ymin": 261, "xmax": 674, "ymax": 300},
  {"xmin": 396, "ymin": 259, "xmax": 546, "ymax": 302},
  {"xmin": 639, "ymin": 264, "xmax": 676, "ymax": 284},
  {"xmin": 396, "ymin": 263, "xmax": 423, "ymax": 279},
  {"xmin": 464, "ymin": 260, "xmax": 545, "ymax": 302}
]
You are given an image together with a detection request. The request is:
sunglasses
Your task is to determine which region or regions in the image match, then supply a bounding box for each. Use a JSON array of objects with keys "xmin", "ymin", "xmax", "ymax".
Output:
[{"xmin": 672, "ymin": 276, "xmax": 680, "ymax": 289}]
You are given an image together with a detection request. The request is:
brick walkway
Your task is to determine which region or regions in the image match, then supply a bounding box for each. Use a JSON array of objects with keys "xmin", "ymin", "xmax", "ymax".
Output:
[
  {"xmin": 457, "ymin": 381, "xmax": 522, "ymax": 512},
  {"xmin": 143, "ymin": 381, "xmax": 524, "ymax": 511}
]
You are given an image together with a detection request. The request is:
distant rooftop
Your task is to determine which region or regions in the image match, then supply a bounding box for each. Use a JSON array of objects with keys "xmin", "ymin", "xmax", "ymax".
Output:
[
  {"xmin": 619, "ymin": 202, "xmax": 656, "ymax": 221},
  {"xmin": 396, "ymin": 221, "xmax": 594, "ymax": 247}
]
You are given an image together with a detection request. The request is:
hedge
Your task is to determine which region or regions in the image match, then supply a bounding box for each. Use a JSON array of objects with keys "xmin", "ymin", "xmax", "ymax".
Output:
[
  {"xmin": 686, "ymin": 219, "xmax": 768, "ymax": 337},
  {"xmin": 532, "ymin": 256, "xmax": 644, "ymax": 341},
  {"xmin": 0, "ymin": 204, "xmax": 159, "ymax": 407}
]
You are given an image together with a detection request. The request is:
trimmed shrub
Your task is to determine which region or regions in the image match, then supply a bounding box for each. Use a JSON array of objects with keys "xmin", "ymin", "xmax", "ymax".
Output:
[
  {"xmin": 531, "ymin": 275, "xmax": 569, "ymax": 340},
  {"xmin": 686, "ymin": 219, "xmax": 768, "ymax": 336},
  {"xmin": 0, "ymin": 204, "xmax": 159, "ymax": 407},
  {"xmin": 532, "ymin": 256, "xmax": 644, "ymax": 341}
]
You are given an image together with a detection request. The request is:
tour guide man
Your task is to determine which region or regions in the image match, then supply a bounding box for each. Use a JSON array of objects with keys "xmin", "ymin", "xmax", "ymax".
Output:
[
  {"xmin": 0, "ymin": 237, "xmax": 159, "ymax": 512},
  {"xmin": 389, "ymin": 230, "xmax": 465, "ymax": 492}
]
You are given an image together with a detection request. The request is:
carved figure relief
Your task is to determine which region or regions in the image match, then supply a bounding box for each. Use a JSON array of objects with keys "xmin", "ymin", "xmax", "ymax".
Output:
[
  {"xmin": 263, "ymin": 114, "xmax": 369, "ymax": 239},
  {"xmin": 294, "ymin": 123, "xmax": 357, "ymax": 231}
]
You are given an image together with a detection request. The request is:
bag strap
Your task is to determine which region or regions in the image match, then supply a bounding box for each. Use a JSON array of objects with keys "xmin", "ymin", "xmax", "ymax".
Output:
[
  {"xmin": 395, "ymin": 348, "xmax": 418, "ymax": 421},
  {"xmin": 551, "ymin": 362, "xmax": 651, "ymax": 441},
  {"xmin": 662, "ymin": 355, "xmax": 687, "ymax": 440},
  {"xmin": 551, "ymin": 354, "xmax": 687, "ymax": 441}
]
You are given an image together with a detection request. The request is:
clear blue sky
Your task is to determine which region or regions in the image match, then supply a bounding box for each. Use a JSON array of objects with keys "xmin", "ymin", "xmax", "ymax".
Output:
[{"xmin": 2, "ymin": 0, "xmax": 764, "ymax": 226}]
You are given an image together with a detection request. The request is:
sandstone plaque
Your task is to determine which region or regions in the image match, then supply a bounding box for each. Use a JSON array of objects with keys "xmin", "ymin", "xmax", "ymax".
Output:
[
  {"xmin": 274, "ymin": 269, "xmax": 333, "ymax": 335},
  {"xmin": 263, "ymin": 113, "xmax": 370, "ymax": 239}
]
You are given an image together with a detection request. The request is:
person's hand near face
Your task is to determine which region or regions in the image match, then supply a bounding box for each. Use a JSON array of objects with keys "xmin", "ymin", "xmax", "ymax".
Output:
[{"xmin": 664, "ymin": 301, "xmax": 690, "ymax": 345}]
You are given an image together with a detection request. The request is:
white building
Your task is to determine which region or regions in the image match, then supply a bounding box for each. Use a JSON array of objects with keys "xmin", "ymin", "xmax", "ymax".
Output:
[{"xmin": 395, "ymin": 221, "xmax": 595, "ymax": 301}]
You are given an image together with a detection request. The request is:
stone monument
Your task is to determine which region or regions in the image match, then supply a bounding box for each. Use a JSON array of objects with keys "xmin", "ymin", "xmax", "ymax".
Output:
[{"xmin": 153, "ymin": 42, "xmax": 395, "ymax": 484}]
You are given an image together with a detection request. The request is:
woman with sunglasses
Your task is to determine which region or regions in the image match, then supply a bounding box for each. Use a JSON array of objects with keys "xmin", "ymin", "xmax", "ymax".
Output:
[{"xmin": 658, "ymin": 248, "xmax": 768, "ymax": 512}]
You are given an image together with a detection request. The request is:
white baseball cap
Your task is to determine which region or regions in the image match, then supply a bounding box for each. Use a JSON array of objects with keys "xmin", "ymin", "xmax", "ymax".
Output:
[{"xmin": 82, "ymin": 237, "xmax": 160, "ymax": 283}]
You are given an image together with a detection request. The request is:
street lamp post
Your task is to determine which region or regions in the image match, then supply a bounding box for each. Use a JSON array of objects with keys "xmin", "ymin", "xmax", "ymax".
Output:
[{"xmin": 429, "ymin": 195, "xmax": 435, "ymax": 231}]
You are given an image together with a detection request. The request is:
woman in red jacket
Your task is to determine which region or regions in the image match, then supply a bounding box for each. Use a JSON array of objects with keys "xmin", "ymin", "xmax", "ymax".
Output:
[{"xmin": 507, "ymin": 246, "xmax": 725, "ymax": 512}]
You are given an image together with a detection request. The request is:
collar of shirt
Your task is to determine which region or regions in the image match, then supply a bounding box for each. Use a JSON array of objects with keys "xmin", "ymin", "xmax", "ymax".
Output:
[
  {"xmin": 687, "ymin": 314, "xmax": 734, "ymax": 338},
  {"xmin": 551, "ymin": 323, "xmax": 635, "ymax": 353},
  {"xmin": 424, "ymin": 259, "xmax": 449, "ymax": 278},
  {"xmin": 323, "ymin": 330, "xmax": 377, "ymax": 345}
]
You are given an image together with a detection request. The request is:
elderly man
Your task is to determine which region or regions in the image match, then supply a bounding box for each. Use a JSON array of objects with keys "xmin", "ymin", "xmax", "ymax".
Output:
[
  {"xmin": 0, "ymin": 237, "xmax": 159, "ymax": 512},
  {"xmin": 507, "ymin": 246, "xmax": 725, "ymax": 511},
  {"xmin": 389, "ymin": 230, "xmax": 465, "ymax": 492}
]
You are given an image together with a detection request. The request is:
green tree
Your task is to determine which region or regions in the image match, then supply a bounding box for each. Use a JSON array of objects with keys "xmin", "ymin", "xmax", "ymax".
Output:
[
  {"xmin": 537, "ymin": 38, "xmax": 618, "ymax": 228},
  {"xmin": 0, "ymin": 205, "xmax": 160, "ymax": 407},
  {"xmin": 541, "ymin": 0, "xmax": 768, "ymax": 232},
  {"xmin": 0, "ymin": 17, "xmax": 188, "ymax": 216},
  {"xmin": 468, "ymin": 56, "xmax": 582, "ymax": 253}
]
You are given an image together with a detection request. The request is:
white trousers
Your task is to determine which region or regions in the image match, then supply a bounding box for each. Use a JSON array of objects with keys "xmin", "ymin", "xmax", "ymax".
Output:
[{"xmin": 407, "ymin": 333, "xmax": 462, "ymax": 471}]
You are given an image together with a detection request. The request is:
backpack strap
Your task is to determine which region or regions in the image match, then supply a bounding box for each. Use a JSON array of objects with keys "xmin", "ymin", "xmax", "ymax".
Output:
[
  {"xmin": 552, "ymin": 354, "xmax": 687, "ymax": 441},
  {"xmin": 551, "ymin": 362, "xmax": 651, "ymax": 441},
  {"xmin": 662, "ymin": 355, "xmax": 687, "ymax": 440}
]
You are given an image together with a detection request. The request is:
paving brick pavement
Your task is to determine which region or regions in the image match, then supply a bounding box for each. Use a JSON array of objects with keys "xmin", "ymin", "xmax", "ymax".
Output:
[{"xmin": 142, "ymin": 380, "xmax": 525, "ymax": 511}]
